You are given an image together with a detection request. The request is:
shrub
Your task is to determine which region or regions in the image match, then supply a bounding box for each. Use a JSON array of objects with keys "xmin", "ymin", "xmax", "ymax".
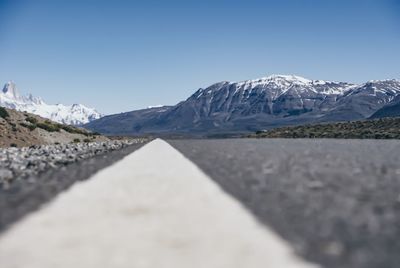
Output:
[
  {"xmin": 10, "ymin": 143, "xmax": 17, "ymax": 147},
  {"xmin": 73, "ymin": 138, "xmax": 81, "ymax": 143},
  {"xmin": 28, "ymin": 124, "xmax": 37, "ymax": 131},
  {"xmin": 20, "ymin": 122, "xmax": 37, "ymax": 130},
  {"xmin": 60, "ymin": 125, "xmax": 76, "ymax": 133},
  {"xmin": 0, "ymin": 107, "xmax": 9, "ymax": 119},
  {"xmin": 252, "ymin": 117, "xmax": 400, "ymax": 140},
  {"xmin": 83, "ymin": 138, "xmax": 91, "ymax": 143},
  {"xmin": 36, "ymin": 122, "xmax": 60, "ymax": 132},
  {"xmin": 59, "ymin": 124, "xmax": 91, "ymax": 136},
  {"xmin": 25, "ymin": 116, "xmax": 38, "ymax": 124}
]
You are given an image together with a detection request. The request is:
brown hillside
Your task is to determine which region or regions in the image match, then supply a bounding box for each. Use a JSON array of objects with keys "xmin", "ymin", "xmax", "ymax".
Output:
[{"xmin": 0, "ymin": 107, "xmax": 108, "ymax": 148}]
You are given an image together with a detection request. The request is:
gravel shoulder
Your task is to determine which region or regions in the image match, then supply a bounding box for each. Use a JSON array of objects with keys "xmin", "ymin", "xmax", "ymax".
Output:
[
  {"xmin": 168, "ymin": 138, "xmax": 400, "ymax": 268},
  {"xmin": 0, "ymin": 140, "xmax": 148, "ymax": 233}
]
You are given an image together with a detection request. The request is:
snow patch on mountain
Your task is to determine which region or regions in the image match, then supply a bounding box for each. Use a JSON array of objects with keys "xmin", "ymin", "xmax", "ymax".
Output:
[
  {"xmin": 147, "ymin": 105, "xmax": 164, "ymax": 109},
  {"xmin": 195, "ymin": 74, "xmax": 355, "ymax": 99},
  {"xmin": 235, "ymin": 74, "xmax": 312, "ymax": 87},
  {"xmin": 235, "ymin": 74, "xmax": 355, "ymax": 94},
  {"xmin": 0, "ymin": 81, "xmax": 102, "ymax": 125}
]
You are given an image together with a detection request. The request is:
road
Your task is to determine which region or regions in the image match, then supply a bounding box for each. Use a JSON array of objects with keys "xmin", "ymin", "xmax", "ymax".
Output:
[
  {"xmin": 168, "ymin": 139, "xmax": 400, "ymax": 268},
  {"xmin": 0, "ymin": 142, "xmax": 147, "ymax": 233},
  {"xmin": 1, "ymin": 138, "xmax": 400, "ymax": 268}
]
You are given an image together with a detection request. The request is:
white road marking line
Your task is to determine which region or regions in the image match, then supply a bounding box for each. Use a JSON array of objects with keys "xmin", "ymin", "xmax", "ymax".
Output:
[{"xmin": 0, "ymin": 139, "xmax": 318, "ymax": 268}]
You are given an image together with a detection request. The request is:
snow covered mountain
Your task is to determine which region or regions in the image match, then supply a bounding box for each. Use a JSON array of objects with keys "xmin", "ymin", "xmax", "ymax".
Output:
[
  {"xmin": 0, "ymin": 81, "xmax": 102, "ymax": 125},
  {"xmin": 85, "ymin": 74, "xmax": 400, "ymax": 135}
]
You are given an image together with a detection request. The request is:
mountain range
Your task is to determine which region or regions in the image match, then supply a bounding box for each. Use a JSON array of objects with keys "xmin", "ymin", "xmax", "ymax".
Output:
[
  {"xmin": 0, "ymin": 81, "xmax": 102, "ymax": 125},
  {"xmin": 85, "ymin": 74, "xmax": 400, "ymax": 136}
]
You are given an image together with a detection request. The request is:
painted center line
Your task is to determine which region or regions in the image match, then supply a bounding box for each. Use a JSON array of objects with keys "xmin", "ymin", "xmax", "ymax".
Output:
[{"xmin": 0, "ymin": 139, "xmax": 317, "ymax": 268}]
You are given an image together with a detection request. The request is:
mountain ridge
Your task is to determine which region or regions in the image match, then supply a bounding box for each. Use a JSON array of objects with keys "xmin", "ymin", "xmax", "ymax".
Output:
[
  {"xmin": 84, "ymin": 74, "xmax": 400, "ymax": 136},
  {"xmin": 0, "ymin": 81, "xmax": 102, "ymax": 125}
]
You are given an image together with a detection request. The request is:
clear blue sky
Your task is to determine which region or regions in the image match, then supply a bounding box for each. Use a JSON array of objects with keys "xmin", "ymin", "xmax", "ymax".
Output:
[{"xmin": 0, "ymin": 0, "xmax": 399, "ymax": 114}]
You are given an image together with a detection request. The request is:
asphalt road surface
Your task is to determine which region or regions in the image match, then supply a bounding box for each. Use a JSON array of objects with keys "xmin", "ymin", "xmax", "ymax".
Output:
[
  {"xmin": 0, "ymin": 138, "xmax": 399, "ymax": 268},
  {"xmin": 0, "ymin": 139, "xmax": 314, "ymax": 268},
  {"xmin": 168, "ymin": 139, "xmax": 400, "ymax": 268},
  {"xmin": 0, "ymin": 141, "xmax": 147, "ymax": 233}
]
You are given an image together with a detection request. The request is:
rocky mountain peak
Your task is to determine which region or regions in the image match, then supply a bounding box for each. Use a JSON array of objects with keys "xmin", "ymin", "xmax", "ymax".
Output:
[
  {"xmin": 2, "ymin": 81, "xmax": 20, "ymax": 100},
  {"xmin": 0, "ymin": 81, "xmax": 102, "ymax": 125}
]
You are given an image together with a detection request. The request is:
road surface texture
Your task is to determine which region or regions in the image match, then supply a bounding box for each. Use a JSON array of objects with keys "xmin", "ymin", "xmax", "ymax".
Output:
[
  {"xmin": 0, "ymin": 138, "xmax": 399, "ymax": 268},
  {"xmin": 0, "ymin": 139, "xmax": 315, "ymax": 268},
  {"xmin": 168, "ymin": 138, "xmax": 400, "ymax": 268}
]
